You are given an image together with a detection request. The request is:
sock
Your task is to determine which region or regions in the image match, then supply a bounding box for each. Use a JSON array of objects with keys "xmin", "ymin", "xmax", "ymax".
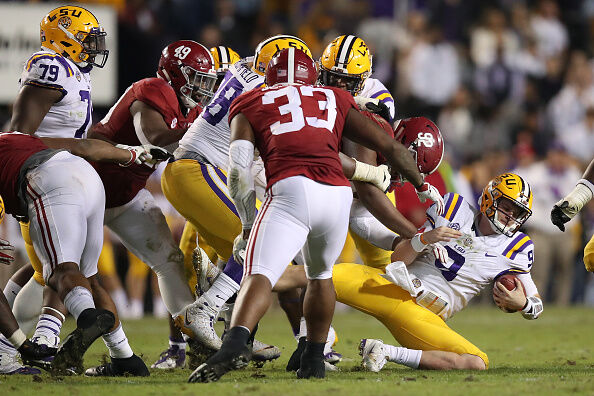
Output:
[
  {"xmin": 3, "ymin": 280, "xmax": 21, "ymax": 308},
  {"xmin": 222, "ymin": 256, "xmax": 243, "ymax": 284},
  {"xmin": 152, "ymin": 296, "xmax": 168, "ymax": 318},
  {"xmin": 384, "ymin": 344, "xmax": 422, "ymax": 368},
  {"xmin": 302, "ymin": 341, "xmax": 325, "ymax": 359},
  {"xmin": 221, "ymin": 326, "xmax": 250, "ymax": 349},
  {"xmin": 296, "ymin": 317, "xmax": 307, "ymax": 340},
  {"xmin": 0, "ymin": 335, "xmax": 17, "ymax": 354},
  {"xmin": 63, "ymin": 286, "xmax": 95, "ymax": 320},
  {"xmin": 128, "ymin": 299, "xmax": 143, "ymax": 318},
  {"xmin": 32, "ymin": 313, "xmax": 63, "ymax": 345},
  {"xmin": 110, "ymin": 288, "xmax": 128, "ymax": 315},
  {"xmin": 12, "ymin": 277, "xmax": 43, "ymax": 334},
  {"xmin": 169, "ymin": 337, "xmax": 186, "ymax": 350},
  {"xmin": 102, "ymin": 323, "xmax": 133, "ymax": 359},
  {"xmin": 202, "ymin": 273, "xmax": 240, "ymax": 310}
]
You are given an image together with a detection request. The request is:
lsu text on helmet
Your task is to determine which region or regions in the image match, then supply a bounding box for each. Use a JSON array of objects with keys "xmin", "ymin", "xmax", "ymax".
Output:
[
  {"xmin": 480, "ymin": 173, "xmax": 533, "ymax": 237},
  {"xmin": 319, "ymin": 35, "xmax": 372, "ymax": 96},
  {"xmin": 40, "ymin": 5, "xmax": 109, "ymax": 68},
  {"xmin": 253, "ymin": 35, "xmax": 311, "ymax": 75},
  {"xmin": 158, "ymin": 40, "xmax": 217, "ymax": 109},
  {"xmin": 265, "ymin": 48, "xmax": 318, "ymax": 86},
  {"xmin": 394, "ymin": 116, "xmax": 444, "ymax": 177}
]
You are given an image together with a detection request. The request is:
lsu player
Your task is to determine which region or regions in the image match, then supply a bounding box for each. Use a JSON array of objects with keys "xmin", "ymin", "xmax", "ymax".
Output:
[
  {"xmin": 551, "ymin": 158, "xmax": 594, "ymax": 272},
  {"xmin": 210, "ymin": 46, "xmax": 241, "ymax": 90},
  {"xmin": 346, "ymin": 173, "xmax": 541, "ymax": 371}
]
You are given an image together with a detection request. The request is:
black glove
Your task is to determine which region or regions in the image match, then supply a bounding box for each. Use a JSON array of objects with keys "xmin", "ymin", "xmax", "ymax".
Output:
[
  {"xmin": 550, "ymin": 201, "xmax": 571, "ymax": 232},
  {"xmin": 365, "ymin": 101, "xmax": 392, "ymax": 125},
  {"xmin": 17, "ymin": 339, "xmax": 57, "ymax": 360},
  {"xmin": 148, "ymin": 146, "xmax": 173, "ymax": 161}
]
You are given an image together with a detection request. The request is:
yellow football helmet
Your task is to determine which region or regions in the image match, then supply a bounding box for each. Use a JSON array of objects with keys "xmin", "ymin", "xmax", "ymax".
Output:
[
  {"xmin": 319, "ymin": 35, "xmax": 372, "ymax": 96},
  {"xmin": 210, "ymin": 46, "xmax": 240, "ymax": 87},
  {"xmin": 480, "ymin": 173, "xmax": 533, "ymax": 237},
  {"xmin": 0, "ymin": 195, "xmax": 4, "ymax": 225},
  {"xmin": 40, "ymin": 6, "xmax": 109, "ymax": 68},
  {"xmin": 252, "ymin": 35, "xmax": 311, "ymax": 75}
]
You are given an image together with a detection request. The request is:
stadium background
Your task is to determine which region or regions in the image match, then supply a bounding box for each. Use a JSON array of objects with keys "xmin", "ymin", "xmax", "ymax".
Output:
[{"xmin": 0, "ymin": 0, "xmax": 592, "ymax": 316}]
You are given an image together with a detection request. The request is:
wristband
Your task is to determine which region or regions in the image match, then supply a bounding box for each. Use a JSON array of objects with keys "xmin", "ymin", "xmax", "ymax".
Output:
[
  {"xmin": 521, "ymin": 295, "xmax": 543, "ymax": 320},
  {"xmin": 410, "ymin": 233, "xmax": 427, "ymax": 253}
]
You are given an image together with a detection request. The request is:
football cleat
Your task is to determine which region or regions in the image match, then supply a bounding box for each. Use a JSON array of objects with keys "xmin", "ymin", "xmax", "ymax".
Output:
[
  {"xmin": 286, "ymin": 336, "xmax": 306, "ymax": 372},
  {"xmin": 297, "ymin": 354, "xmax": 325, "ymax": 379},
  {"xmin": 188, "ymin": 344, "xmax": 251, "ymax": 383},
  {"xmin": 359, "ymin": 339, "xmax": 387, "ymax": 372},
  {"xmin": 193, "ymin": 247, "xmax": 220, "ymax": 296},
  {"xmin": 0, "ymin": 352, "xmax": 41, "ymax": 375},
  {"xmin": 175, "ymin": 298, "xmax": 222, "ymax": 350},
  {"xmin": 323, "ymin": 326, "xmax": 342, "ymax": 364},
  {"xmin": 151, "ymin": 345, "xmax": 186, "ymax": 369},
  {"xmin": 85, "ymin": 354, "xmax": 149, "ymax": 377},
  {"xmin": 251, "ymin": 339, "xmax": 281, "ymax": 363},
  {"xmin": 51, "ymin": 309, "xmax": 115, "ymax": 375}
]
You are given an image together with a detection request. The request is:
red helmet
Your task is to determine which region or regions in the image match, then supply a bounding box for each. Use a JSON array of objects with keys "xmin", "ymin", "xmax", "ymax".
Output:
[
  {"xmin": 157, "ymin": 40, "xmax": 217, "ymax": 109},
  {"xmin": 394, "ymin": 117, "xmax": 444, "ymax": 175},
  {"xmin": 265, "ymin": 48, "xmax": 318, "ymax": 86}
]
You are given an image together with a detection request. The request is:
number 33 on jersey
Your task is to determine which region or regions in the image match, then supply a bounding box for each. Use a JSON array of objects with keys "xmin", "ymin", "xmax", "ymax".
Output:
[{"xmin": 229, "ymin": 83, "xmax": 358, "ymax": 189}]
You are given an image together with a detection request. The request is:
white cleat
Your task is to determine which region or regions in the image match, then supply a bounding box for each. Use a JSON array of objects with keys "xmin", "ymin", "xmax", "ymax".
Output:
[
  {"xmin": 252, "ymin": 339, "xmax": 281, "ymax": 362},
  {"xmin": 31, "ymin": 334, "xmax": 60, "ymax": 348},
  {"xmin": 0, "ymin": 352, "xmax": 41, "ymax": 375},
  {"xmin": 193, "ymin": 247, "xmax": 220, "ymax": 296},
  {"xmin": 175, "ymin": 298, "xmax": 222, "ymax": 350},
  {"xmin": 359, "ymin": 339, "xmax": 387, "ymax": 372},
  {"xmin": 324, "ymin": 325, "xmax": 342, "ymax": 364}
]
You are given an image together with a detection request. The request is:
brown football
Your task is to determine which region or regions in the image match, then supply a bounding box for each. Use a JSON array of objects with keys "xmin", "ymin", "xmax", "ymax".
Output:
[{"xmin": 497, "ymin": 274, "xmax": 518, "ymax": 291}]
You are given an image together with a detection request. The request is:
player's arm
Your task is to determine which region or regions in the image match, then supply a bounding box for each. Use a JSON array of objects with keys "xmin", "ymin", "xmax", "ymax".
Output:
[
  {"xmin": 40, "ymin": 137, "xmax": 151, "ymax": 166},
  {"xmin": 128, "ymin": 100, "xmax": 186, "ymax": 146},
  {"xmin": 228, "ymin": 112, "xmax": 257, "ymax": 241},
  {"xmin": 343, "ymin": 108, "xmax": 444, "ymax": 214},
  {"xmin": 551, "ymin": 157, "xmax": 594, "ymax": 232},
  {"xmin": 9, "ymin": 85, "xmax": 62, "ymax": 134},
  {"xmin": 339, "ymin": 152, "xmax": 391, "ymax": 192},
  {"xmin": 391, "ymin": 225, "xmax": 462, "ymax": 265}
]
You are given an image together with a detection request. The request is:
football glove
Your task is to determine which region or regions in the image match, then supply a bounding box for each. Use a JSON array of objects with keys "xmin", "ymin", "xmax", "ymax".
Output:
[
  {"xmin": 0, "ymin": 238, "xmax": 15, "ymax": 265},
  {"xmin": 232, "ymin": 234, "xmax": 247, "ymax": 266},
  {"xmin": 416, "ymin": 182, "xmax": 445, "ymax": 215},
  {"xmin": 351, "ymin": 160, "xmax": 391, "ymax": 192},
  {"xmin": 353, "ymin": 96, "xmax": 391, "ymax": 124},
  {"xmin": 551, "ymin": 181, "xmax": 593, "ymax": 232}
]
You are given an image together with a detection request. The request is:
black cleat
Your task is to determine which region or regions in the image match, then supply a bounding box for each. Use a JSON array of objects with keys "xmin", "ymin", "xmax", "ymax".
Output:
[
  {"xmin": 286, "ymin": 336, "xmax": 306, "ymax": 372},
  {"xmin": 188, "ymin": 345, "xmax": 251, "ymax": 383},
  {"xmin": 85, "ymin": 354, "xmax": 149, "ymax": 377},
  {"xmin": 296, "ymin": 356, "xmax": 325, "ymax": 379},
  {"xmin": 51, "ymin": 309, "xmax": 115, "ymax": 375}
]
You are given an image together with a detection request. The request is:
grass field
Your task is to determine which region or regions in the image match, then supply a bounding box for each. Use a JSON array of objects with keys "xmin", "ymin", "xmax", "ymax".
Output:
[{"xmin": 1, "ymin": 306, "xmax": 594, "ymax": 395}]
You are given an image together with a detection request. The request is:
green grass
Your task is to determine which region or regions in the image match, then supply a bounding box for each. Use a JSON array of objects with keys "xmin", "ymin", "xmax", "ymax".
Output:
[{"xmin": 2, "ymin": 307, "xmax": 594, "ymax": 395}]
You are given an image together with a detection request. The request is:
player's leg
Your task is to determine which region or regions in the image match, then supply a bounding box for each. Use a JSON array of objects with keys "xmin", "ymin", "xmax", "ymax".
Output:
[
  {"xmin": 124, "ymin": 252, "xmax": 149, "ymax": 319},
  {"xmin": 2, "ymin": 264, "xmax": 34, "ymax": 308},
  {"xmin": 585, "ymin": 234, "xmax": 594, "ymax": 272}
]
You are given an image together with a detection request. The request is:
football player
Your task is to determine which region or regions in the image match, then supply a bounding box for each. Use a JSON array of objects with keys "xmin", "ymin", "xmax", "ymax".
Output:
[
  {"xmin": 188, "ymin": 47, "xmax": 438, "ymax": 382},
  {"xmin": 551, "ymin": 158, "xmax": 594, "ymax": 271},
  {"xmin": 210, "ymin": 46, "xmax": 241, "ymax": 90},
  {"xmin": 279, "ymin": 173, "xmax": 543, "ymax": 371},
  {"xmin": 0, "ymin": 132, "xmax": 161, "ymax": 375}
]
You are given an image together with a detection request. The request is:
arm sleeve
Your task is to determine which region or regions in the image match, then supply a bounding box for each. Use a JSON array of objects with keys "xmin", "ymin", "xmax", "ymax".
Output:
[
  {"xmin": 228, "ymin": 139, "xmax": 256, "ymax": 230},
  {"xmin": 516, "ymin": 272, "xmax": 539, "ymax": 297}
]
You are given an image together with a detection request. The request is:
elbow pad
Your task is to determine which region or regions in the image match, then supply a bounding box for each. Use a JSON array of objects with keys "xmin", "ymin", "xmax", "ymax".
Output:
[
  {"xmin": 228, "ymin": 140, "xmax": 256, "ymax": 230},
  {"xmin": 521, "ymin": 296, "xmax": 543, "ymax": 320}
]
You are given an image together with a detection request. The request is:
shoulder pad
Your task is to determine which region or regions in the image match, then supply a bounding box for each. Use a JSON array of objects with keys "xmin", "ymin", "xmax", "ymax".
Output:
[
  {"xmin": 23, "ymin": 51, "xmax": 75, "ymax": 81},
  {"xmin": 501, "ymin": 232, "xmax": 534, "ymax": 271}
]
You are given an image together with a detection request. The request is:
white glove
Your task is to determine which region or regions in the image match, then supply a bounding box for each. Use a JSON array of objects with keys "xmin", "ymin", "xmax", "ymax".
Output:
[
  {"xmin": 416, "ymin": 182, "xmax": 445, "ymax": 215},
  {"xmin": 0, "ymin": 238, "xmax": 15, "ymax": 265},
  {"xmin": 353, "ymin": 96, "xmax": 379, "ymax": 111},
  {"xmin": 551, "ymin": 180, "xmax": 593, "ymax": 231},
  {"xmin": 115, "ymin": 144, "xmax": 152, "ymax": 167},
  {"xmin": 232, "ymin": 234, "xmax": 248, "ymax": 266},
  {"xmin": 351, "ymin": 160, "xmax": 391, "ymax": 192}
]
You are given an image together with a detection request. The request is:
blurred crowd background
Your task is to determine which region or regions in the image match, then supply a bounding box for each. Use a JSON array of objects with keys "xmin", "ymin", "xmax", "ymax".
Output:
[{"xmin": 1, "ymin": 0, "xmax": 593, "ymax": 316}]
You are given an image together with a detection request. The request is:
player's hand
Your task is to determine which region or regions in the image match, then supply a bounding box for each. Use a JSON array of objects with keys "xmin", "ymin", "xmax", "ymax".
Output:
[
  {"xmin": 0, "ymin": 238, "xmax": 15, "ymax": 265},
  {"xmin": 142, "ymin": 144, "xmax": 173, "ymax": 166},
  {"xmin": 17, "ymin": 339, "xmax": 57, "ymax": 360},
  {"xmin": 550, "ymin": 201, "xmax": 572, "ymax": 232},
  {"xmin": 368, "ymin": 164, "xmax": 391, "ymax": 192},
  {"xmin": 493, "ymin": 278, "xmax": 526, "ymax": 312},
  {"xmin": 421, "ymin": 226, "xmax": 462, "ymax": 245},
  {"xmin": 431, "ymin": 243, "xmax": 449, "ymax": 267},
  {"xmin": 353, "ymin": 96, "xmax": 391, "ymax": 124},
  {"xmin": 232, "ymin": 234, "xmax": 248, "ymax": 265},
  {"xmin": 416, "ymin": 182, "xmax": 445, "ymax": 215},
  {"xmin": 115, "ymin": 144, "xmax": 151, "ymax": 167}
]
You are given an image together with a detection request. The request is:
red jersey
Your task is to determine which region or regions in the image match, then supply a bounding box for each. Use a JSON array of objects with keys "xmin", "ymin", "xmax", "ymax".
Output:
[
  {"xmin": 361, "ymin": 110, "xmax": 394, "ymax": 165},
  {"xmin": 91, "ymin": 77, "xmax": 200, "ymax": 208},
  {"xmin": 0, "ymin": 133, "xmax": 49, "ymax": 215},
  {"xmin": 393, "ymin": 171, "xmax": 447, "ymax": 228},
  {"xmin": 229, "ymin": 84, "xmax": 357, "ymax": 189}
]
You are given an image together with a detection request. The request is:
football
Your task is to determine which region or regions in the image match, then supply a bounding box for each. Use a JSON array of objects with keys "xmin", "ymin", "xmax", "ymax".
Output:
[{"xmin": 496, "ymin": 274, "xmax": 519, "ymax": 291}]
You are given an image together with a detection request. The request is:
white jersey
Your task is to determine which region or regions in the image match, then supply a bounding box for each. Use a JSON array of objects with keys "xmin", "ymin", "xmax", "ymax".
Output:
[
  {"xmin": 20, "ymin": 50, "xmax": 92, "ymax": 138},
  {"xmin": 408, "ymin": 193, "xmax": 538, "ymax": 320},
  {"xmin": 176, "ymin": 59, "xmax": 264, "ymax": 170},
  {"xmin": 359, "ymin": 77, "xmax": 395, "ymax": 123}
]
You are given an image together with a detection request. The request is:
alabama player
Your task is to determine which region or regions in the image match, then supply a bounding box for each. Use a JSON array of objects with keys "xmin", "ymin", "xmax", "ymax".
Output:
[
  {"xmin": 189, "ymin": 48, "xmax": 439, "ymax": 383},
  {"xmin": 551, "ymin": 158, "xmax": 594, "ymax": 272},
  {"xmin": 0, "ymin": 132, "xmax": 161, "ymax": 375}
]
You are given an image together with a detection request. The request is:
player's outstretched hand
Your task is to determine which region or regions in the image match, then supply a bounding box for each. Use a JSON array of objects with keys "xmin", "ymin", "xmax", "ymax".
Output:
[
  {"xmin": 550, "ymin": 201, "xmax": 572, "ymax": 232},
  {"xmin": 493, "ymin": 278, "xmax": 526, "ymax": 312},
  {"xmin": 0, "ymin": 238, "xmax": 15, "ymax": 265},
  {"xmin": 233, "ymin": 234, "xmax": 247, "ymax": 265},
  {"xmin": 416, "ymin": 182, "xmax": 444, "ymax": 215}
]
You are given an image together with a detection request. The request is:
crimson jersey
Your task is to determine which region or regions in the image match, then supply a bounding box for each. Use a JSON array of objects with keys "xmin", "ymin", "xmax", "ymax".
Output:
[
  {"xmin": 229, "ymin": 84, "xmax": 357, "ymax": 189},
  {"xmin": 361, "ymin": 110, "xmax": 394, "ymax": 165},
  {"xmin": 0, "ymin": 133, "xmax": 50, "ymax": 215},
  {"xmin": 91, "ymin": 78, "xmax": 201, "ymax": 208}
]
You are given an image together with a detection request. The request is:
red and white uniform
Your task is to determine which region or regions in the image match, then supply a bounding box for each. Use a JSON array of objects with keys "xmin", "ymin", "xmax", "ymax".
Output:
[
  {"xmin": 0, "ymin": 133, "xmax": 104, "ymax": 282},
  {"xmin": 90, "ymin": 77, "xmax": 200, "ymax": 316},
  {"xmin": 229, "ymin": 83, "xmax": 356, "ymax": 284}
]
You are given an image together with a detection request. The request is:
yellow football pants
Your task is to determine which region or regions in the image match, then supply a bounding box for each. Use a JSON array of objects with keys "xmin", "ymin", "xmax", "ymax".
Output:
[
  {"xmin": 584, "ymin": 234, "xmax": 594, "ymax": 272},
  {"xmin": 333, "ymin": 263, "xmax": 489, "ymax": 367}
]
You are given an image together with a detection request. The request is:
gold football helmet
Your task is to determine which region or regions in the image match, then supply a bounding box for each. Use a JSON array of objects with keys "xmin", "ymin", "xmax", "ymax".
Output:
[
  {"xmin": 210, "ymin": 46, "xmax": 240, "ymax": 87},
  {"xmin": 40, "ymin": 5, "xmax": 109, "ymax": 68},
  {"xmin": 0, "ymin": 195, "xmax": 4, "ymax": 225},
  {"xmin": 252, "ymin": 35, "xmax": 311, "ymax": 75},
  {"xmin": 319, "ymin": 35, "xmax": 372, "ymax": 96},
  {"xmin": 480, "ymin": 173, "xmax": 533, "ymax": 237}
]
